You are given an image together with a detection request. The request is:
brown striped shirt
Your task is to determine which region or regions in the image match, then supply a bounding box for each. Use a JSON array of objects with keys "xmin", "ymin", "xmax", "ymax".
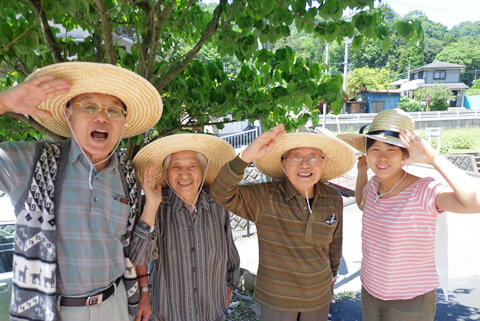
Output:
[
  {"xmin": 210, "ymin": 156, "xmax": 343, "ymax": 312},
  {"xmin": 129, "ymin": 188, "xmax": 240, "ymax": 321}
]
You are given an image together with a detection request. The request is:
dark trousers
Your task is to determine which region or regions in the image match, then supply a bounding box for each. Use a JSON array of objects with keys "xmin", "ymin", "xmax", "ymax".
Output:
[{"xmin": 361, "ymin": 286, "xmax": 436, "ymax": 321}]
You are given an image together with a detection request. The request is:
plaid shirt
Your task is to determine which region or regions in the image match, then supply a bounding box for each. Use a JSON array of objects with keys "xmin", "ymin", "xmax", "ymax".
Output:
[
  {"xmin": 210, "ymin": 156, "xmax": 343, "ymax": 312},
  {"xmin": 0, "ymin": 139, "xmax": 129, "ymax": 295}
]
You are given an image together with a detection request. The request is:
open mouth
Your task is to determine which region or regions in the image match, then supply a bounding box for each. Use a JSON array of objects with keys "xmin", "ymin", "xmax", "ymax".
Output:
[{"xmin": 91, "ymin": 130, "xmax": 109, "ymax": 141}]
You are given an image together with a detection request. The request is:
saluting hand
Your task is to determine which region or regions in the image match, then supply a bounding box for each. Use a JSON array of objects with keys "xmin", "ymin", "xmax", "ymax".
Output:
[
  {"xmin": 0, "ymin": 74, "xmax": 72, "ymax": 117},
  {"xmin": 399, "ymin": 129, "xmax": 438, "ymax": 167},
  {"xmin": 239, "ymin": 124, "xmax": 286, "ymax": 163}
]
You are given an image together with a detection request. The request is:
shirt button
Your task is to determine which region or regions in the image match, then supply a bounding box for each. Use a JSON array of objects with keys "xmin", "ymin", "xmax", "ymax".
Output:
[
  {"xmin": 192, "ymin": 267, "xmax": 197, "ymax": 272},
  {"xmin": 304, "ymin": 206, "xmax": 307, "ymax": 210},
  {"xmin": 193, "ymin": 288, "xmax": 198, "ymax": 293},
  {"xmin": 94, "ymin": 197, "xmax": 99, "ymax": 202},
  {"xmin": 191, "ymin": 247, "xmax": 195, "ymax": 252}
]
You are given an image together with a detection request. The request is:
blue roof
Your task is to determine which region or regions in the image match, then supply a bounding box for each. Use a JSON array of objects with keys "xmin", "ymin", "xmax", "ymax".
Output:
[{"xmin": 465, "ymin": 96, "xmax": 480, "ymax": 109}]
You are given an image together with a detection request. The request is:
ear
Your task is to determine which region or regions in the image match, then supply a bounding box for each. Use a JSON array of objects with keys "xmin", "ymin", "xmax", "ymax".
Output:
[{"xmin": 63, "ymin": 107, "xmax": 73, "ymax": 122}]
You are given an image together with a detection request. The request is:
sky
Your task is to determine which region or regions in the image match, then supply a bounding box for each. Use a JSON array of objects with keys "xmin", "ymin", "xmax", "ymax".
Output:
[{"xmin": 383, "ymin": 0, "xmax": 480, "ymax": 29}]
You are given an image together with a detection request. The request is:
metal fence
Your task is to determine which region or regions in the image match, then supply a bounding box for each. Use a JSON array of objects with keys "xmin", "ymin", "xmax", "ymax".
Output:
[
  {"xmin": 323, "ymin": 110, "xmax": 480, "ymax": 125},
  {"xmin": 220, "ymin": 128, "xmax": 259, "ymax": 150}
]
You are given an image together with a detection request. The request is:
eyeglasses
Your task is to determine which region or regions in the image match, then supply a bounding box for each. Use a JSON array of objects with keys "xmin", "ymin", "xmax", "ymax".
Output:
[
  {"xmin": 70, "ymin": 101, "xmax": 126, "ymax": 120},
  {"xmin": 282, "ymin": 155, "xmax": 325, "ymax": 166}
]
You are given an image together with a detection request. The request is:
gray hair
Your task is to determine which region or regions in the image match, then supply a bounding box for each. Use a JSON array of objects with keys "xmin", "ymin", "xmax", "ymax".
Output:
[{"xmin": 163, "ymin": 151, "xmax": 208, "ymax": 171}]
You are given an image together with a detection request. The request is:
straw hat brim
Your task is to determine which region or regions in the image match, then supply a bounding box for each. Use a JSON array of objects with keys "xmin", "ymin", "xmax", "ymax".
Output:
[
  {"xmin": 133, "ymin": 134, "xmax": 236, "ymax": 187},
  {"xmin": 254, "ymin": 132, "xmax": 356, "ymax": 181},
  {"xmin": 337, "ymin": 133, "xmax": 405, "ymax": 154},
  {"xmin": 25, "ymin": 62, "xmax": 163, "ymax": 138}
]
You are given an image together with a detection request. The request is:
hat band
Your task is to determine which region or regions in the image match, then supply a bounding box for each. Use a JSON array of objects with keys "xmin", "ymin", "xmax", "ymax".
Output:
[{"xmin": 366, "ymin": 130, "xmax": 400, "ymax": 138}]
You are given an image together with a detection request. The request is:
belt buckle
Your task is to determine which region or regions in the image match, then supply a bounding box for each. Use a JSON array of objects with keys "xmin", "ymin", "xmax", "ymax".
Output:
[{"xmin": 86, "ymin": 293, "xmax": 103, "ymax": 306}]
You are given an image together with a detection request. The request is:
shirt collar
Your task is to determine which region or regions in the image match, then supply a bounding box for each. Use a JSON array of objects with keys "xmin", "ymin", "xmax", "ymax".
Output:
[
  {"xmin": 167, "ymin": 187, "xmax": 210, "ymax": 213},
  {"xmin": 283, "ymin": 178, "xmax": 330, "ymax": 201},
  {"xmin": 68, "ymin": 138, "xmax": 119, "ymax": 172}
]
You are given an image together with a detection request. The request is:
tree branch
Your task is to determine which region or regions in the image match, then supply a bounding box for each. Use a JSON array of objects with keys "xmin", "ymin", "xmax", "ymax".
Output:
[
  {"xmin": 95, "ymin": 0, "xmax": 116, "ymax": 65},
  {"xmin": 4, "ymin": 113, "xmax": 65, "ymax": 141},
  {"xmin": 28, "ymin": 0, "xmax": 64, "ymax": 63},
  {"xmin": 153, "ymin": 0, "xmax": 229, "ymax": 91}
]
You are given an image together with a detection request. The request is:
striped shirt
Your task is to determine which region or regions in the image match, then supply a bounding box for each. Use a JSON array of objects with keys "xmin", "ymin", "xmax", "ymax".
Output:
[
  {"xmin": 129, "ymin": 188, "xmax": 240, "ymax": 321},
  {"xmin": 0, "ymin": 139, "xmax": 129, "ymax": 295},
  {"xmin": 210, "ymin": 156, "xmax": 343, "ymax": 312},
  {"xmin": 361, "ymin": 176, "xmax": 446, "ymax": 300}
]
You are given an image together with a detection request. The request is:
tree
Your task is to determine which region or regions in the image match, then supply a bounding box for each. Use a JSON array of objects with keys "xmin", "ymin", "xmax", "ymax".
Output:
[
  {"xmin": 0, "ymin": 0, "xmax": 422, "ymax": 158},
  {"xmin": 414, "ymin": 85, "xmax": 453, "ymax": 111},
  {"xmin": 346, "ymin": 67, "xmax": 397, "ymax": 99},
  {"xmin": 435, "ymin": 39, "xmax": 480, "ymax": 86}
]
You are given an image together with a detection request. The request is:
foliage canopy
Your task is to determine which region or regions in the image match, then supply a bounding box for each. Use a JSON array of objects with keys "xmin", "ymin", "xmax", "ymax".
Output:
[{"xmin": 0, "ymin": 0, "xmax": 422, "ymax": 158}]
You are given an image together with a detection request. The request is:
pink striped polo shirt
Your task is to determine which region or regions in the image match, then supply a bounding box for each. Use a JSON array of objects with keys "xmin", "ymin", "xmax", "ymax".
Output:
[{"xmin": 361, "ymin": 176, "xmax": 446, "ymax": 300}]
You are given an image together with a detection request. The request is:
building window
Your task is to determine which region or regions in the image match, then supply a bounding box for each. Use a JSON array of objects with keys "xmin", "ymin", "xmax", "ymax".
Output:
[
  {"xmin": 418, "ymin": 71, "xmax": 423, "ymax": 79},
  {"xmin": 433, "ymin": 71, "xmax": 446, "ymax": 79}
]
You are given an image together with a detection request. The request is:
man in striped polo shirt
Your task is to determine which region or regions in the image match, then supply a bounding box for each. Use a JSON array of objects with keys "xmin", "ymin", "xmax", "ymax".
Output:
[{"xmin": 211, "ymin": 124, "xmax": 356, "ymax": 321}]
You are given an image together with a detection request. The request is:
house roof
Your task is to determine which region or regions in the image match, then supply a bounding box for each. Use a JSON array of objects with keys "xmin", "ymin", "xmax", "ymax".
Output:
[
  {"xmin": 412, "ymin": 61, "xmax": 466, "ymax": 73},
  {"xmin": 417, "ymin": 82, "xmax": 469, "ymax": 90}
]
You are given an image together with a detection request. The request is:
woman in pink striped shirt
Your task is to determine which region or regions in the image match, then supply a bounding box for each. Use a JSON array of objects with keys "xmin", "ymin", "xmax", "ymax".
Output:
[{"xmin": 338, "ymin": 108, "xmax": 480, "ymax": 321}]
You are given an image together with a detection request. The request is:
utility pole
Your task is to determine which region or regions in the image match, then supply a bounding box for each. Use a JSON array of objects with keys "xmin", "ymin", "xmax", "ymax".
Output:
[{"xmin": 323, "ymin": 44, "xmax": 329, "ymax": 128}]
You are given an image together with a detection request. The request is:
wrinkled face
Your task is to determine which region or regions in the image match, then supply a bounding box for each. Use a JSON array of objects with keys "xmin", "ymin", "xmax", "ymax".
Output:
[
  {"xmin": 166, "ymin": 150, "xmax": 205, "ymax": 202},
  {"xmin": 282, "ymin": 147, "xmax": 325, "ymax": 196},
  {"xmin": 65, "ymin": 93, "xmax": 125, "ymax": 163},
  {"xmin": 366, "ymin": 140, "xmax": 406, "ymax": 179}
]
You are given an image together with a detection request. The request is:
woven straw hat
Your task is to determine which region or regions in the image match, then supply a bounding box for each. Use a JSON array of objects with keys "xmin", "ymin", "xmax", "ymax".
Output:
[
  {"xmin": 337, "ymin": 108, "xmax": 415, "ymax": 154},
  {"xmin": 25, "ymin": 62, "xmax": 163, "ymax": 138},
  {"xmin": 254, "ymin": 127, "xmax": 356, "ymax": 181},
  {"xmin": 133, "ymin": 133, "xmax": 236, "ymax": 187}
]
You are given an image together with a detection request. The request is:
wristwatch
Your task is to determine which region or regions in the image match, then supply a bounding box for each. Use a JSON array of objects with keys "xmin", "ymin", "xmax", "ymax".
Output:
[{"xmin": 140, "ymin": 285, "xmax": 152, "ymax": 293}]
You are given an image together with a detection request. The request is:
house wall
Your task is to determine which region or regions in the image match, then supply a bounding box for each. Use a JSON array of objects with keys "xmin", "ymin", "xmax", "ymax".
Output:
[
  {"xmin": 424, "ymin": 69, "xmax": 461, "ymax": 83},
  {"xmin": 365, "ymin": 93, "xmax": 401, "ymax": 112}
]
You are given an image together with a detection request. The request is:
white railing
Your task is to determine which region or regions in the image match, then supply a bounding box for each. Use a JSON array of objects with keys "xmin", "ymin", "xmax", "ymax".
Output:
[
  {"xmin": 220, "ymin": 128, "xmax": 259, "ymax": 149},
  {"xmin": 323, "ymin": 110, "xmax": 480, "ymax": 124}
]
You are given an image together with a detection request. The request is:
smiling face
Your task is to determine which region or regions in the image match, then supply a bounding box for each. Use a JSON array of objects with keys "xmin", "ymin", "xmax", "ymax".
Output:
[
  {"xmin": 366, "ymin": 140, "xmax": 407, "ymax": 181},
  {"xmin": 65, "ymin": 93, "xmax": 125, "ymax": 164},
  {"xmin": 282, "ymin": 147, "xmax": 325, "ymax": 197},
  {"xmin": 165, "ymin": 150, "xmax": 205, "ymax": 204}
]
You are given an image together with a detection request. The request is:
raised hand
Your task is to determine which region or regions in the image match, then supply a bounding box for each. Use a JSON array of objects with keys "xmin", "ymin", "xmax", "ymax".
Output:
[
  {"xmin": 399, "ymin": 129, "xmax": 437, "ymax": 167},
  {"xmin": 0, "ymin": 74, "xmax": 72, "ymax": 117},
  {"xmin": 143, "ymin": 164, "xmax": 163, "ymax": 206},
  {"xmin": 357, "ymin": 154, "xmax": 368, "ymax": 173},
  {"xmin": 239, "ymin": 124, "xmax": 286, "ymax": 163}
]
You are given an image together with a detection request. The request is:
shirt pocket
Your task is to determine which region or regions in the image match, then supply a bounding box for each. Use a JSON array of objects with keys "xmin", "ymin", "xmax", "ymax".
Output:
[
  {"xmin": 90, "ymin": 198, "xmax": 130, "ymax": 238},
  {"xmin": 108, "ymin": 199, "xmax": 131, "ymax": 237},
  {"xmin": 312, "ymin": 213, "xmax": 338, "ymax": 248}
]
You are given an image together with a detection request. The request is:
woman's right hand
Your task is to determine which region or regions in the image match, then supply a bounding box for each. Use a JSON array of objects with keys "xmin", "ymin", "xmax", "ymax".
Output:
[
  {"xmin": 143, "ymin": 164, "xmax": 163, "ymax": 206},
  {"xmin": 357, "ymin": 155, "xmax": 368, "ymax": 173}
]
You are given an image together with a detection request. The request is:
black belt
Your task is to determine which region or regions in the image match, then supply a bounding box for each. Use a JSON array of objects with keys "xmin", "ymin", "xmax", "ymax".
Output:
[{"xmin": 60, "ymin": 277, "xmax": 122, "ymax": 307}]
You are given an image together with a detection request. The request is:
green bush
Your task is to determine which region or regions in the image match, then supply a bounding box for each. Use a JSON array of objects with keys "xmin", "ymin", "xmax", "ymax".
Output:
[
  {"xmin": 449, "ymin": 136, "xmax": 474, "ymax": 149},
  {"xmin": 397, "ymin": 96, "xmax": 422, "ymax": 112}
]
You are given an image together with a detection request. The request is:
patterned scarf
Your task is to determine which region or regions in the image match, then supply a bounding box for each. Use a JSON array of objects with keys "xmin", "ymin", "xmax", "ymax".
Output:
[{"xmin": 10, "ymin": 142, "xmax": 140, "ymax": 320}]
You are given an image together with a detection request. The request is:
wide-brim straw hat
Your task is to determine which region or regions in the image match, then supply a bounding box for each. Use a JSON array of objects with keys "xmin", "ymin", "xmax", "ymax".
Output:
[
  {"xmin": 133, "ymin": 133, "xmax": 236, "ymax": 187},
  {"xmin": 25, "ymin": 62, "xmax": 163, "ymax": 138},
  {"xmin": 254, "ymin": 127, "xmax": 356, "ymax": 181},
  {"xmin": 337, "ymin": 108, "xmax": 415, "ymax": 154}
]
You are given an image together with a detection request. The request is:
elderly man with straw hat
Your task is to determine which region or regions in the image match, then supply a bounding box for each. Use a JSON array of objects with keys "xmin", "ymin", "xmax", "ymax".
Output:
[
  {"xmin": 337, "ymin": 108, "xmax": 480, "ymax": 321},
  {"xmin": 130, "ymin": 133, "xmax": 240, "ymax": 321},
  {"xmin": 210, "ymin": 124, "xmax": 356, "ymax": 321},
  {"xmin": 0, "ymin": 62, "xmax": 162, "ymax": 321}
]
